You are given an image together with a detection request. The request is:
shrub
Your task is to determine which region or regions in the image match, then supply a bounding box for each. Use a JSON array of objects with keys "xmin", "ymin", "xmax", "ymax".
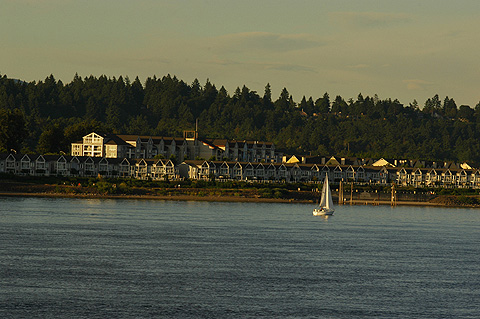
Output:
[
  {"xmin": 96, "ymin": 180, "xmax": 114, "ymax": 194},
  {"xmin": 457, "ymin": 196, "xmax": 479, "ymax": 205}
]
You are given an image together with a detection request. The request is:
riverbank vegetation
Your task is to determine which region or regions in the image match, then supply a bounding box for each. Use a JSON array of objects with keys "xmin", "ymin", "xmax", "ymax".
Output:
[{"xmin": 2, "ymin": 174, "xmax": 480, "ymax": 206}]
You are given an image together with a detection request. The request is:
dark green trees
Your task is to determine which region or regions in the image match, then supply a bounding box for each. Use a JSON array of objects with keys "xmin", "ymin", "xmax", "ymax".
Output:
[
  {"xmin": 1, "ymin": 72, "xmax": 480, "ymax": 165},
  {"xmin": 0, "ymin": 108, "xmax": 27, "ymax": 153}
]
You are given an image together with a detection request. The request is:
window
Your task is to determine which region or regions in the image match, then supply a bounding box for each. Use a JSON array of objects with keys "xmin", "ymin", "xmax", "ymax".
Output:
[
  {"xmin": 21, "ymin": 160, "xmax": 30, "ymax": 169},
  {"xmin": 57, "ymin": 161, "xmax": 66, "ymax": 171}
]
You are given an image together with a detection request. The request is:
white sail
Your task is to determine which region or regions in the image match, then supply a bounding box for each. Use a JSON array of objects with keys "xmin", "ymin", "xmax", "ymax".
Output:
[
  {"xmin": 319, "ymin": 177, "xmax": 329, "ymax": 208},
  {"xmin": 313, "ymin": 174, "xmax": 334, "ymax": 216},
  {"xmin": 325, "ymin": 177, "xmax": 334, "ymax": 210}
]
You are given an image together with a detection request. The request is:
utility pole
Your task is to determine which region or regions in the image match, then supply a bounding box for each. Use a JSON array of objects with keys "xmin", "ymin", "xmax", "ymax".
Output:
[
  {"xmin": 391, "ymin": 183, "xmax": 397, "ymax": 206},
  {"xmin": 195, "ymin": 118, "xmax": 199, "ymax": 139},
  {"xmin": 339, "ymin": 180, "xmax": 344, "ymax": 205},
  {"xmin": 350, "ymin": 182, "xmax": 354, "ymax": 205}
]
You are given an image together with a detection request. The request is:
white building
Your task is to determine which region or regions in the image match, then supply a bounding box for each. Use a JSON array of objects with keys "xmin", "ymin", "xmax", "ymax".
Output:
[{"xmin": 71, "ymin": 132, "xmax": 281, "ymax": 163}]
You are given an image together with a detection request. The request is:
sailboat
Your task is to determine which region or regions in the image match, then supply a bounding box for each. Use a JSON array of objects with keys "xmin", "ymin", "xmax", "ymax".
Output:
[{"xmin": 313, "ymin": 174, "xmax": 335, "ymax": 216}]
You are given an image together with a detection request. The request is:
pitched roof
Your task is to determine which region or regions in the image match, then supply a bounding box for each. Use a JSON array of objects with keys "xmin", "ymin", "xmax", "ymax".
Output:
[{"xmin": 104, "ymin": 134, "xmax": 129, "ymax": 145}]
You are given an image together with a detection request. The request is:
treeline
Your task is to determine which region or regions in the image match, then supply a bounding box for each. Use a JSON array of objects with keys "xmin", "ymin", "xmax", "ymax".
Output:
[{"xmin": 1, "ymin": 73, "xmax": 480, "ymax": 164}]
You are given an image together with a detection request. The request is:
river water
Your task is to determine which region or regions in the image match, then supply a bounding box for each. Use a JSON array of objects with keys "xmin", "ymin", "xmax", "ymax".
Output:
[{"xmin": 0, "ymin": 197, "xmax": 479, "ymax": 318}]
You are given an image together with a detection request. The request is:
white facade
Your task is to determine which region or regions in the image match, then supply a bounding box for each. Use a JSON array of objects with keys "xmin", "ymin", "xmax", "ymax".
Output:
[
  {"xmin": 71, "ymin": 132, "xmax": 281, "ymax": 163},
  {"xmin": 71, "ymin": 132, "xmax": 105, "ymax": 157}
]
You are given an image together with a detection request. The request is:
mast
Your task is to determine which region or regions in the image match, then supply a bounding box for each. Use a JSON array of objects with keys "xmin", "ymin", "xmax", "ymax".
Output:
[{"xmin": 326, "ymin": 177, "xmax": 334, "ymax": 210}]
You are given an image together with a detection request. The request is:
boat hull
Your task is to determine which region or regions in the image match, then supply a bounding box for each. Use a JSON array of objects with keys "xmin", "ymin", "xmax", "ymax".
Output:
[{"xmin": 313, "ymin": 208, "xmax": 334, "ymax": 216}]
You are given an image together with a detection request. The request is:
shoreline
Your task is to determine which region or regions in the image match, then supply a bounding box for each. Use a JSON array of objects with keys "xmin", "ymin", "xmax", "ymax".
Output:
[
  {"xmin": 0, "ymin": 191, "xmax": 299, "ymax": 203},
  {"xmin": 1, "ymin": 180, "xmax": 479, "ymax": 208},
  {"xmin": 0, "ymin": 191, "xmax": 454, "ymax": 207}
]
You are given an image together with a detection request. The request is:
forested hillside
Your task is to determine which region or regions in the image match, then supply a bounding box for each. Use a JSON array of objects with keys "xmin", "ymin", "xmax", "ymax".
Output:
[{"xmin": 1, "ymin": 73, "xmax": 480, "ymax": 165}]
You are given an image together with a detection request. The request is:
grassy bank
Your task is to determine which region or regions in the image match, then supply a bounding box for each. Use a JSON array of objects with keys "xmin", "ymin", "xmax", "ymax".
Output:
[
  {"xmin": 1, "ymin": 174, "xmax": 480, "ymax": 207},
  {"xmin": 0, "ymin": 174, "xmax": 315, "ymax": 202}
]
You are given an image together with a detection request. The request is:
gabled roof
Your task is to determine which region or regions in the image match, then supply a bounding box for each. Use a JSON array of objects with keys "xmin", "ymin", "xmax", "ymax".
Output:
[
  {"xmin": 396, "ymin": 167, "xmax": 414, "ymax": 174},
  {"xmin": 69, "ymin": 156, "xmax": 80, "ymax": 163},
  {"xmin": 266, "ymin": 163, "xmax": 276, "ymax": 170},
  {"xmin": 91, "ymin": 157, "xmax": 104, "ymax": 164},
  {"xmin": 372, "ymin": 158, "xmax": 396, "ymax": 167},
  {"xmin": 154, "ymin": 158, "xmax": 166, "ymax": 166},
  {"xmin": 198, "ymin": 139, "xmax": 219, "ymax": 150},
  {"xmin": 362, "ymin": 158, "xmax": 376, "ymax": 166},
  {"xmin": 220, "ymin": 162, "xmax": 230, "ymax": 168},
  {"xmin": 326, "ymin": 156, "xmax": 340, "ymax": 165},
  {"xmin": 443, "ymin": 161, "xmax": 460, "ymax": 169},
  {"xmin": 233, "ymin": 162, "xmax": 244, "ymax": 169},
  {"xmin": 362, "ymin": 166, "xmax": 388, "ymax": 173},
  {"xmin": 164, "ymin": 160, "xmax": 174, "ymax": 166},
  {"xmin": 82, "ymin": 156, "xmax": 94, "ymax": 163},
  {"xmin": 43, "ymin": 154, "xmax": 62, "ymax": 161},
  {"xmin": 120, "ymin": 158, "xmax": 131, "ymax": 165},
  {"xmin": 342, "ymin": 157, "xmax": 363, "ymax": 166},
  {"xmin": 182, "ymin": 159, "xmax": 205, "ymax": 167},
  {"xmin": 461, "ymin": 162, "xmax": 474, "ymax": 169},
  {"xmin": 255, "ymin": 163, "xmax": 265, "ymax": 169},
  {"xmin": 109, "ymin": 157, "xmax": 125, "ymax": 164},
  {"xmin": 413, "ymin": 167, "xmax": 429, "ymax": 174},
  {"xmin": 5, "ymin": 153, "xmax": 20, "ymax": 161},
  {"xmin": 286, "ymin": 155, "xmax": 301, "ymax": 164},
  {"xmin": 443, "ymin": 169, "xmax": 453, "ymax": 175},
  {"xmin": 104, "ymin": 134, "xmax": 129, "ymax": 145},
  {"xmin": 245, "ymin": 162, "xmax": 254, "ymax": 169},
  {"xmin": 296, "ymin": 164, "xmax": 313, "ymax": 171},
  {"xmin": 133, "ymin": 158, "xmax": 155, "ymax": 166},
  {"xmin": 116, "ymin": 134, "xmax": 144, "ymax": 142}
]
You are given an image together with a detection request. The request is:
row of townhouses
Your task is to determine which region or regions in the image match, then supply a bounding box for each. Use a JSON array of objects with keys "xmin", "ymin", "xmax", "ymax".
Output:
[
  {"xmin": 71, "ymin": 132, "xmax": 281, "ymax": 163},
  {"xmin": 180, "ymin": 160, "xmax": 480, "ymax": 188},
  {"xmin": 0, "ymin": 153, "xmax": 177, "ymax": 180},
  {"xmin": 2, "ymin": 153, "xmax": 480, "ymax": 188}
]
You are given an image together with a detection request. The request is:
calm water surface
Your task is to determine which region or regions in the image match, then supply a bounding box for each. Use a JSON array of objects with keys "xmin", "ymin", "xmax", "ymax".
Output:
[{"xmin": 0, "ymin": 197, "xmax": 479, "ymax": 318}]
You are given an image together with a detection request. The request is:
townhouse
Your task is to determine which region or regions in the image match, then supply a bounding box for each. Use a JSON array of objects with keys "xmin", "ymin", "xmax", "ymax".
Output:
[
  {"xmin": 2, "ymin": 152, "xmax": 480, "ymax": 189},
  {"xmin": 208, "ymin": 139, "xmax": 278, "ymax": 162},
  {"xmin": 72, "ymin": 132, "xmax": 195, "ymax": 162},
  {"xmin": 0, "ymin": 153, "xmax": 178, "ymax": 180},
  {"xmin": 72, "ymin": 132, "xmax": 283, "ymax": 163},
  {"xmin": 177, "ymin": 159, "xmax": 480, "ymax": 188}
]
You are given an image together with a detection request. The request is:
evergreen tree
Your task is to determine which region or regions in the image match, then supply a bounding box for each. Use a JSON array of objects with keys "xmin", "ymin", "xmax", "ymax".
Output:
[{"xmin": 0, "ymin": 108, "xmax": 27, "ymax": 153}]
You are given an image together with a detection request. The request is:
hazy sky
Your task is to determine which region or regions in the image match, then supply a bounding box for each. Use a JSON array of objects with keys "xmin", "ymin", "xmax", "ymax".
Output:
[{"xmin": 2, "ymin": 0, "xmax": 480, "ymax": 107}]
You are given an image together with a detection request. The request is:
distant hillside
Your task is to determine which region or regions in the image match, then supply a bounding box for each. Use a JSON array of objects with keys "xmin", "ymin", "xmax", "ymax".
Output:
[{"xmin": 1, "ymin": 73, "xmax": 480, "ymax": 165}]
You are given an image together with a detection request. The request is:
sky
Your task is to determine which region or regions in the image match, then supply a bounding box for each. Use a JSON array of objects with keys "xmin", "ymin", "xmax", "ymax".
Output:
[{"xmin": 2, "ymin": 0, "xmax": 480, "ymax": 107}]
